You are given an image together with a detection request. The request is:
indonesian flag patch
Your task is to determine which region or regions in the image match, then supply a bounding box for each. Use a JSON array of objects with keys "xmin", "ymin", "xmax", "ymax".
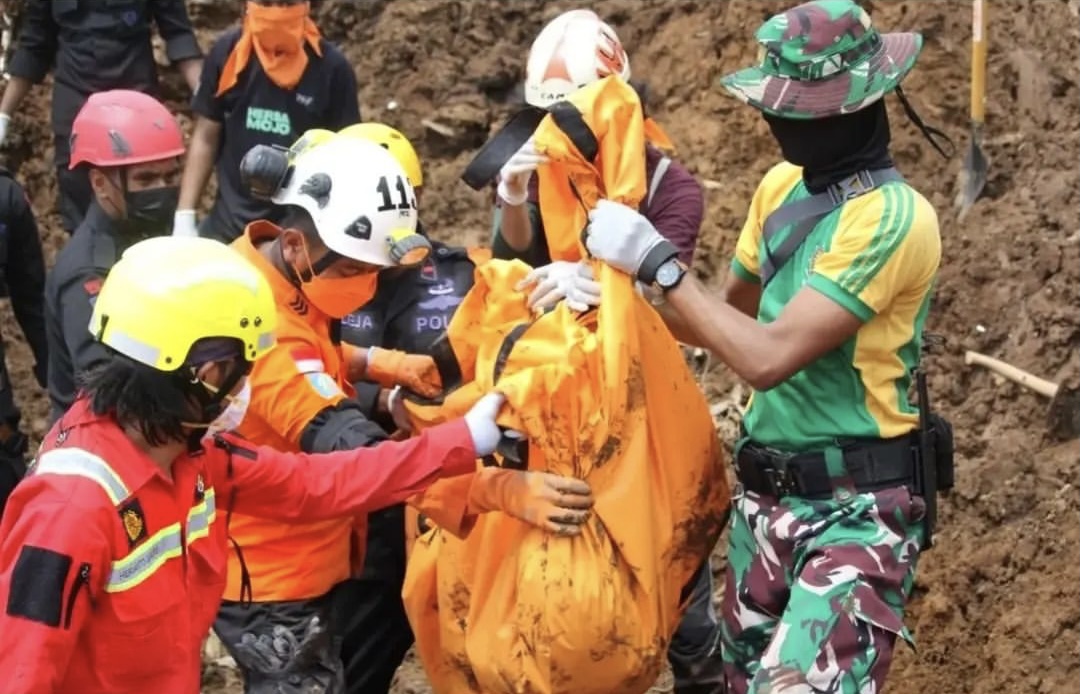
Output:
[
  {"xmin": 291, "ymin": 346, "xmax": 325, "ymax": 374},
  {"xmin": 291, "ymin": 346, "xmax": 343, "ymax": 398}
]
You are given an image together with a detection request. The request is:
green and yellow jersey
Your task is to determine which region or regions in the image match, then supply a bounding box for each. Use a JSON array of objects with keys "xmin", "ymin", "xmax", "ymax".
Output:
[{"xmin": 732, "ymin": 162, "xmax": 941, "ymax": 450}]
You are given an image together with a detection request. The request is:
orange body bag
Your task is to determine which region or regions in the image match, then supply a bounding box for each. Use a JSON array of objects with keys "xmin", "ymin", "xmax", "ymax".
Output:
[{"xmin": 401, "ymin": 260, "xmax": 730, "ymax": 694}]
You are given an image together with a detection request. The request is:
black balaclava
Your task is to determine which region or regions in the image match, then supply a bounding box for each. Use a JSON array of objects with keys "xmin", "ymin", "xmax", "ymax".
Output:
[{"xmin": 764, "ymin": 100, "xmax": 893, "ymax": 194}]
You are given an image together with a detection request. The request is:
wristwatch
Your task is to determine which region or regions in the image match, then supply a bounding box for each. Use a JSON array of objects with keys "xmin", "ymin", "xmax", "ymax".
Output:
[
  {"xmin": 654, "ymin": 257, "xmax": 688, "ymax": 293},
  {"xmin": 637, "ymin": 239, "xmax": 680, "ymax": 285}
]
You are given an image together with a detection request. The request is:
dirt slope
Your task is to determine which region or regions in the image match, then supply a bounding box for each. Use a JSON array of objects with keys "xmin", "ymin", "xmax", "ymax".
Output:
[{"xmin": 0, "ymin": 1, "xmax": 1076, "ymax": 693}]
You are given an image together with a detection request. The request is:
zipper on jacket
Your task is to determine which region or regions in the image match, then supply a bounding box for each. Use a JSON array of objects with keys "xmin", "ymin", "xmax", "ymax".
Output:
[{"xmin": 63, "ymin": 563, "xmax": 93, "ymax": 629}]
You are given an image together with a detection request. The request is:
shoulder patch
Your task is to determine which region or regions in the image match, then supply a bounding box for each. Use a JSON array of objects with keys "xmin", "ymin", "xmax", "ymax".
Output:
[
  {"xmin": 305, "ymin": 371, "xmax": 344, "ymax": 399},
  {"xmin": 291, "ymin": 346, "xmax": 325, "ymax": 374},
  {"xmin": 6, "ymin": 545, "xmax": 71, "ymax": 628},
  {"xmin": 118, "ymin": 498, "xmax": 148, "ymax": 548},
  {"xmin": 83, "ymin": 277, "xmax": 103, "ymax": 296}
]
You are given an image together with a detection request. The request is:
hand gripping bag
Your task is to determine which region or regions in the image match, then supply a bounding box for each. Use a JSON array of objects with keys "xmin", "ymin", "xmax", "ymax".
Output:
[{"xmin": 461, "ymin": 74, "xmax": 673, "ymax": 263}]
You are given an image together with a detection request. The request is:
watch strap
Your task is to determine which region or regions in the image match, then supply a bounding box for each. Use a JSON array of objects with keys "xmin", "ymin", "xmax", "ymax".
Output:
[{"xmin": 637, "ymin": 239, "xmax": 679, "ymax": 285}]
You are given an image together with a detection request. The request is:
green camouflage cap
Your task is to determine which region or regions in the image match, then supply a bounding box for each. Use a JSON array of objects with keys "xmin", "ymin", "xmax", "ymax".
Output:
[{"xmin": 718, "ymin": 0, "xmax": 923, "ymax": 119}]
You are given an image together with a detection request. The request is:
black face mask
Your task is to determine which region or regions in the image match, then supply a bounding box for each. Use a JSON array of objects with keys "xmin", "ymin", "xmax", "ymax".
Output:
[
  {"xmin": 116, "ymin": 185, "xmax": 180, "ymax": 240},
  {"xmin": 763, "ymin": 101, "xmax": 894, "ymax": 194}
]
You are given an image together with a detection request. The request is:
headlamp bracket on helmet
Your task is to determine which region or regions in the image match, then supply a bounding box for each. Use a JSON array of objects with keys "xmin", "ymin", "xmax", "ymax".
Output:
[{"xmin": 240, "ymin": 144, "xmax": 294, "ymax": 201}]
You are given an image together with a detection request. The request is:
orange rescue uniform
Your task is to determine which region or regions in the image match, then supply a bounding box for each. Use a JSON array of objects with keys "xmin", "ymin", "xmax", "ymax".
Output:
[{"xmin": 225, "ymin": 221, "xmax": 370, "ymax": 602}]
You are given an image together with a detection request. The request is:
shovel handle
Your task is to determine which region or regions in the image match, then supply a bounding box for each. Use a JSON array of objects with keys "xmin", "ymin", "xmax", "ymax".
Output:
[
  {"xmin": 964, "ymin": 351, "xmax": 1058, "ymax": 398},
  {"xmin": 970, "ymin": 0, "xmax": 988, "ymax": 124}
]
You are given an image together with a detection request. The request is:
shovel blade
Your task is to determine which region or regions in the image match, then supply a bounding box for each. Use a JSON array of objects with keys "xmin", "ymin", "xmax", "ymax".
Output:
[
  {"xmin": 954, "ymin": 135, "xmax": 989, "ymax": 218},
  {"xmin": 1047, "ymin": 386, "xmax": 1080, "ymax": 442}
]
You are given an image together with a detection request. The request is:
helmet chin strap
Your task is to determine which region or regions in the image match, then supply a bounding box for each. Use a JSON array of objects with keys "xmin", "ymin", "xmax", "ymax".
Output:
[
  {"xmin": 182, "ymin": 359, "xmax": 249, "ymax": 452},
  {"xmin": 277, "ymin": 232, "xmax": 340, "ymax": 288}
]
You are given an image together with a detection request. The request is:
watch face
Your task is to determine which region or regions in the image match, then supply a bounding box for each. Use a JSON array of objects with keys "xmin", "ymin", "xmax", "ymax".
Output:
[{"xmin": 656, "ymin": 260, "xmax": 682, "ymax": 288}]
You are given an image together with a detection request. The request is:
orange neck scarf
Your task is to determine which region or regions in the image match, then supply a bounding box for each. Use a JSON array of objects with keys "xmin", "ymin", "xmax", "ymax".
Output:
[{"xmin": 217, "ymin": 2, "xmax": 323, "ymax": 96}]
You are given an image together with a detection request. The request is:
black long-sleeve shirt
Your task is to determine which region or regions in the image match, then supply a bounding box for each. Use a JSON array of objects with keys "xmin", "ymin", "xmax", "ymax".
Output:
[
  {"xmin": 0, "ymin": 170, "xmax": 47, "ymax": 384},
  {"xmin": 43, "ymin": 204, "xmax": 134, "ymax": 423},
  {"xmin": 7, "ymin": 0, "xmax": 202, "ymax": 164}
]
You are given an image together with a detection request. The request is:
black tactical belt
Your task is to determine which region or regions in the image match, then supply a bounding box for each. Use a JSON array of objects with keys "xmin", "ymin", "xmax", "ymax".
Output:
[{"xmin": 736, "ymin": 434, "xmax": 917, "ymax": 500}]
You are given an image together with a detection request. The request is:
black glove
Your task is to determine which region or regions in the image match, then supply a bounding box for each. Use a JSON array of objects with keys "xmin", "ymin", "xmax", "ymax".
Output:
[{"xmin": 232, "ymin": 615, "xmax": 329, "ymax": 677}]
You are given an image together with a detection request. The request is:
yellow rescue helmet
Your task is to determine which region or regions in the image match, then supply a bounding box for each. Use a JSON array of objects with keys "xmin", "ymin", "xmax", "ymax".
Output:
[
  {"xmin": 89, "ymin": 236, "xmax": 277, "ymax": 371},
  {"xmin": 339, "ymin": 122, "xmax": 424, "ymax": 188},
  {"xmin": 288, "ymin": 127, "xmax": 337, "ymax": 162}
]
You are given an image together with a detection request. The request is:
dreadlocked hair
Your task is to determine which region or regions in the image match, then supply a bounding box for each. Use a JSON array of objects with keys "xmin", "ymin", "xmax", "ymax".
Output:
[{"xmin": 79, "ymin": 350, "xmax": 202, "ymax": 447}]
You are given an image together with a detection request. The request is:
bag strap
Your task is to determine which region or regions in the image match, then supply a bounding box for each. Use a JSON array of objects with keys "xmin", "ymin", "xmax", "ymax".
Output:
[
  {"xmin": 460, "ymin": 106, "xmax": 548, "ymax": 191},
  {"xmin": 646, "ymin": 156, "xmax": 672, "ymax": 209},
  {"xmin": 547, "ymin": 101, "xmax": 599, "ymax": 162},
  {"xmin": 759, "ymin": 168, "xmax": 904, "ymax": 288}
]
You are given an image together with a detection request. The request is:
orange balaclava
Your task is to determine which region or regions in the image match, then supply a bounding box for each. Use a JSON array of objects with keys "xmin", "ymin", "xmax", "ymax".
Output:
[{"xmin": 217, "ymin": 1, "xmax": 322, "ymax": 96}]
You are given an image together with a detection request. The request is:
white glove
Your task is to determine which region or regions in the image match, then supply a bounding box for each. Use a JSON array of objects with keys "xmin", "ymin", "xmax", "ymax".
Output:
[
  {"xmin": 172, "ymin": 209, "xmax": 199, "ymax": 237},
  {"xmin": 0, "ymin": 113, "xmax": 10, "ymax": 147},
  {"xmin": 515, "ymin": 260, "xmax": 601, "ymax": 313},
  {"xmin": 497, "ymin": 137, "xmax": 547, "ymax": 207},
  {"xmin": 585, "ymin": 199, "xmax": 670, "ymax": 278},
  {"xmin": 387, "ymin": 386, "xmax": 411, "ymax": 434},
  {"xmin": 464, "ymin": 392, "xmax": 506, "ymax": 457}
]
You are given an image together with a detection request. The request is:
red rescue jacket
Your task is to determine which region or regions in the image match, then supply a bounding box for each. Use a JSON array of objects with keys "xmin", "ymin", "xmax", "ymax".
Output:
[{"xmin": 0, "ymin": 398, "xmax": 476, "ymax": 694}]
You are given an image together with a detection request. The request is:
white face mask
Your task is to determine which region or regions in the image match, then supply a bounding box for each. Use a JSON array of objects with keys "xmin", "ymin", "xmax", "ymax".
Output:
[{"xmin": 204, "ymin": 380, "xmax": 251, "ymax": 438}]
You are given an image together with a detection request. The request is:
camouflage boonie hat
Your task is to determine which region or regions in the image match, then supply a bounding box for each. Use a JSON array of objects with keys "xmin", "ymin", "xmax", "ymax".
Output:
[{"xmin": 719, "ymin": 0, "xmax": 923, "ymax": 119}]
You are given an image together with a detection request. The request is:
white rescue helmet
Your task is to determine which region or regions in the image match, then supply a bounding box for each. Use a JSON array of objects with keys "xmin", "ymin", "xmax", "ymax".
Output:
[
  {"xmin": 524, "ymin": 9, "xmax": 632, "ymax": 109},
  {"xmin": 273, "ymin": 136, "xmax": 426, "ymax": 268}
]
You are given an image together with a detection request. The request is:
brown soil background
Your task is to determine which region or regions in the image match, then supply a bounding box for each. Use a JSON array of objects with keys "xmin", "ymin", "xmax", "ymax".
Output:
[{"xmin": 1, "ymin": 1, "xmax": 1077, "ymax": 692}]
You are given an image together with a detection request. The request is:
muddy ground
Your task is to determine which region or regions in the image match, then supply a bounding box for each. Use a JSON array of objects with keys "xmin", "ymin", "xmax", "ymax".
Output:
[{"xmin": 0, "ymin": 1, "xmax": 1076, "ymax": 693}]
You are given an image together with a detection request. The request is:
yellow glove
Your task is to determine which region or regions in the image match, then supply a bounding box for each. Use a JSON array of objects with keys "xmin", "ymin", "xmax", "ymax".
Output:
[{"xmin": 466, "ymin": 467, "xmax": 594, "ymax": 535}]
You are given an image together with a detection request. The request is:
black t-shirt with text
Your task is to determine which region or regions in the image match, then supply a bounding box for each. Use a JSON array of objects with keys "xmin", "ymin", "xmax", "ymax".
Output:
[{"xmin": 191, "ymin": 27, "xmax": 360, "ymax": 242}]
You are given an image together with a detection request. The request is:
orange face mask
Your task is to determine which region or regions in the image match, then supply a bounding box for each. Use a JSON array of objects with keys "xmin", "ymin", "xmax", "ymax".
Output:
[
  {"xmin": 290, "ymin": 238, "xmax": 379, "ymax": 318},
  {"xmin": 245, "ymin": 1, "xmax": 317, "ymax": 89},
  {"xmin": 303, "ymin": 272, "xmax": 379, "ymax": 319}
]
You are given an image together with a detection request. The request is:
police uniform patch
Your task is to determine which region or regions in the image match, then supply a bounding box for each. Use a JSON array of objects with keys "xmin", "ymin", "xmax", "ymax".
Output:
[
  {"xmin": 83, "ymin": 277, "xmax": 103, "ymax": 296},
  {"xmin": 118, "ymin": 498, "xmax": 148, "ymax": 548},
  {"xmin": 419, "ymin": 259, "xmax": 438, "ymax": 282},
  {"xmin": 305, "ymin": 371, "xmax": 343, "ymax": 399}
]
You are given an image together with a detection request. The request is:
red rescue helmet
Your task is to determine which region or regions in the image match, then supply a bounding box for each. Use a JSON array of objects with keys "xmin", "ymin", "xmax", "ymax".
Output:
[{"xmin": 68, "ymin": 90, "xmax": 185, "ymax": 170}]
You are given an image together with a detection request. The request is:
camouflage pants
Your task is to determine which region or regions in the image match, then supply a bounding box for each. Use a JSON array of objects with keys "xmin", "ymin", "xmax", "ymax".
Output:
[{"xmin": 720, "ymin": 485, "xmax": 924, "ymax": 693}]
